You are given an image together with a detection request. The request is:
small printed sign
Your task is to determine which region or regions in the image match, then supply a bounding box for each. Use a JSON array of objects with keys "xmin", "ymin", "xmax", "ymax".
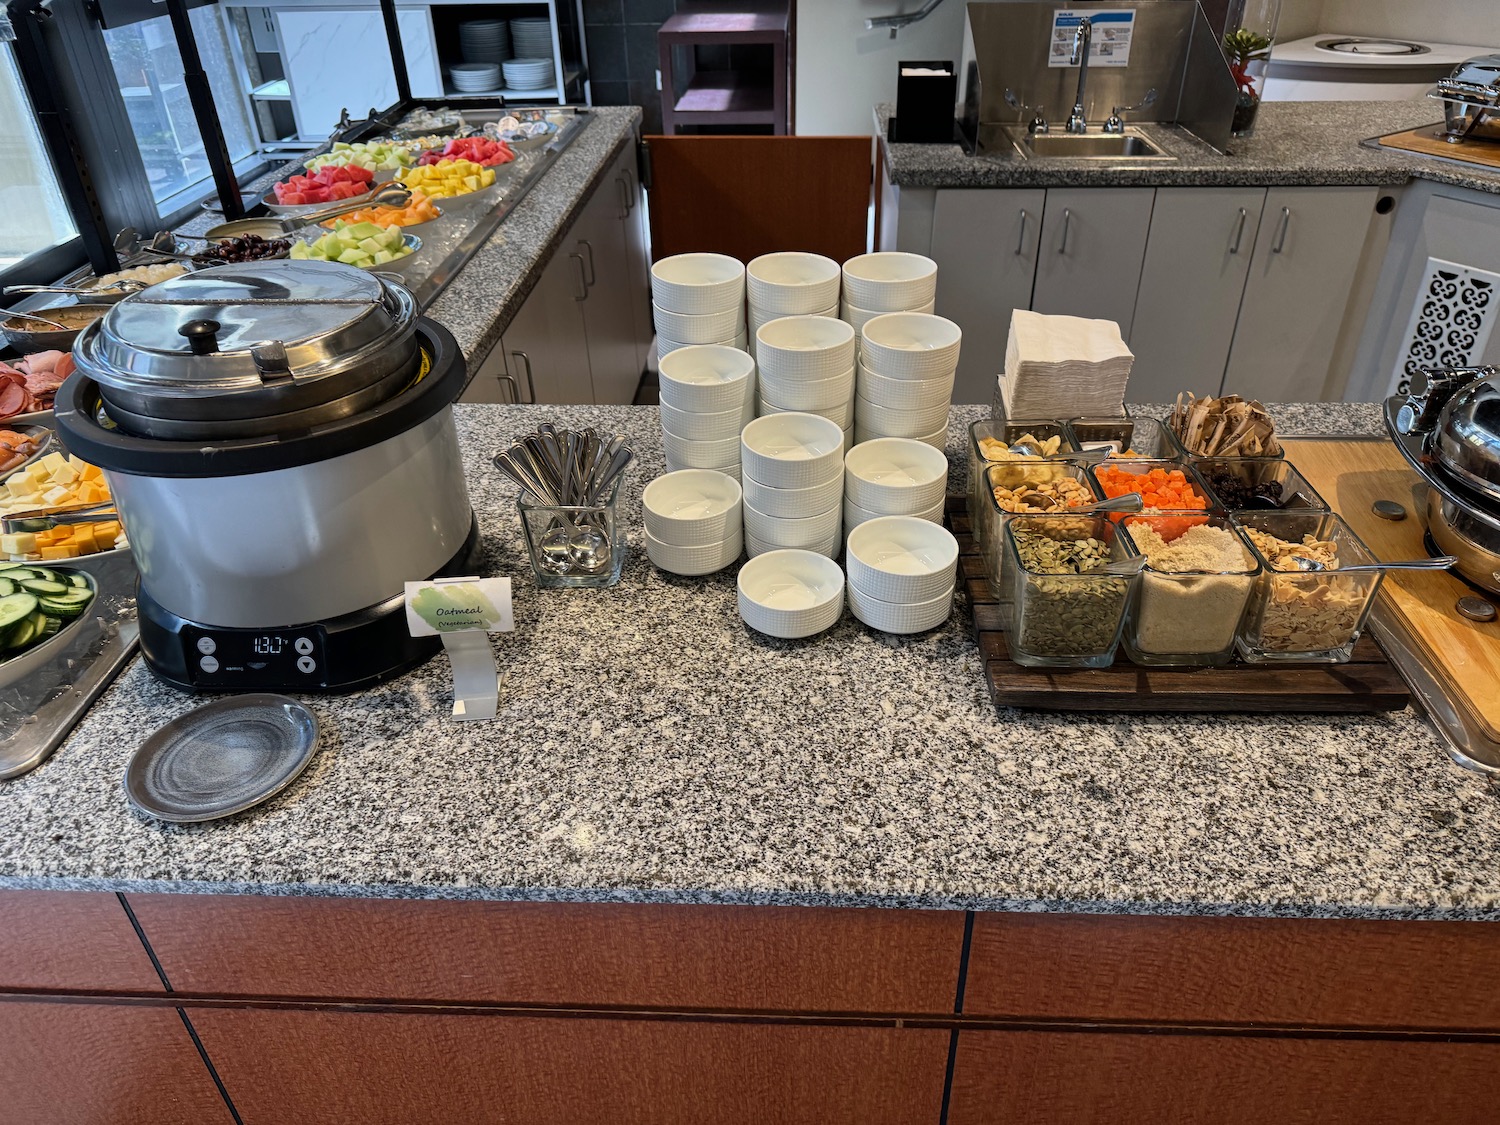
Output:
[
  {"xmin": 404, "ymin": 576, "xmax": 514, "ymax": 637},
  {"xmin": 1049, "ymin": 9, "xmax": 1135, "ymax": 68}
]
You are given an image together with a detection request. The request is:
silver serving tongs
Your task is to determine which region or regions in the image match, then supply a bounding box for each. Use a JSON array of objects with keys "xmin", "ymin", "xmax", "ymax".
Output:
[
  {"xmin": 4, "ymin": 281, "xmax": 147, "ymax": 300},
  {"xmin": 1, "ymin": 500, "xmax": 119, "ymax": 535}
]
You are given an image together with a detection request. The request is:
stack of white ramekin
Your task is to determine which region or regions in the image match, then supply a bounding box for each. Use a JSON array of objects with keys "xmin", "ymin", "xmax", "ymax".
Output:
[
  {"xmin": 842, "ymin": 437, "xmax": 950, "ymax": 533},
  {"xmin": 754, "ymin": 315, "xmax": 857, "ymax": 445},
  {"xmin": 657, "ymin": 345, "xmax": 756, "ymax": 481},
  {"xmin": 746, "ymin": 252, "xmax": 841, "ymax": 358},
  {"xmin": 839, "ymin": 252, "xmax": 937, "ymax": 336},
  {"xmin": 844, "ymin": 515, "xmax": 959, "ymax": 634},
  {"xmin": 739, "ymin": 412, "xmax": 846, "ymax": 560},
  {"xmin": 854, "ymin": 313, "xmax": 961, "ymax": 450},
  {"xmin": 651, "ymin": 253, "xmax": 747, "ymax": 359},
  {"xmin": 642, "ymin": 469, "xmax": 744, "ymax": 576}
]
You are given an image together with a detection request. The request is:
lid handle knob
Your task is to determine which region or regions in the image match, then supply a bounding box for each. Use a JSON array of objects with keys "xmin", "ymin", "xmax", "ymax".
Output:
[{"xmin": 178, "ymin": 319, "xmax": 221, "ymax": 356}]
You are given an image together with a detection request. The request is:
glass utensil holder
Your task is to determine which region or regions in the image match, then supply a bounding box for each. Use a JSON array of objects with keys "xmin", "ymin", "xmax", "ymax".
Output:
[{"xmin": 518, "ymin": 480, "xmax": 625, "ymax": 588}]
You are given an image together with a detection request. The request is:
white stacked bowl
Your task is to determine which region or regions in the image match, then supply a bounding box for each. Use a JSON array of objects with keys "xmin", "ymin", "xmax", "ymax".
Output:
[
  {"xmin": 652, "ymin": 253, "xmax": 746, "ymax": 316},
  {"xmin": 658, "ymin": 345, "xmax": 756, "ymax": 477},
  {"xmin": 843, "ymin": 438, "xmax": 949, "ymax": 532},
  {"xmin": 747, "ymin": 252, "xmax": 842, "ymax": 315},
  {"xmin": 855, "ymin": 312, "xmax": 960, "ymax": 448},
  {"xmin": 740, "ymin": 412, "xmax": 846, "ymax": 559},
  {"xmin": 738, "ymin": 549, "xmax": 845, "ymax": 639},
  {"xmin": 643, "ymin": 469, "xmax": 743, "ymax": 575},
  {"xmin": 756, "ymin": 315, "xmax": 857, "ymax": 429},
  {"xmin": 842, "ymin": 297, "xmax": 933, "ymax": 336},
  {"xmin": 844, "ymin": 516, "xmax": 958, "ymax": 634},
  {"xmin": 841, "ymin": 253, "xmax": 938, "ymax": 312}
]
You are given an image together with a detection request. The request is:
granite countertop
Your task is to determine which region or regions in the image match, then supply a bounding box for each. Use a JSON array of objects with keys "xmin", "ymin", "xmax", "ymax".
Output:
[
  {"xmin": 880, "ymin": 100, "xmax": 1500, "ymax": 195},
  {"xmin": 176, "ymin": 107, "xmax": 641, "ymax": 366},
  {"xmin": 4, "ymin": 401, "xmax": 1500, "ymax": 921}
]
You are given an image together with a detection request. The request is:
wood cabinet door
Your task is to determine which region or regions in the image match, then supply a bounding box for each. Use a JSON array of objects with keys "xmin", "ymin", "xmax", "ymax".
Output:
[
  {"xmin": 932, "ymin": 188, "xmax": 1047, "ymax": 405},
  {"xmin": 1224, "ymin": 185, "xmax": 1379, "ymax": 401},
  {"xmin": 498, "ymin": 245, "xmax": 595, "ymax": 404},
  {"xmin": 1031, "ymin": 188, "xmax": 1156, "ymax": 338},
  {"xmin": 948, "ymin": 1027, "xmax": 1500, "ymax": 1125},
  {"xmin": 193, "ymin": 1008, "xmax": 949, "ymax": 1125},
  {"xmin": 0, "ymin": 889, "xmax": 163, "ymax": 993},
  {"xmin": 1128, "ymin": 187, "xmax": 1267, "ymax": 401},
  {"xmin": 1, "ymin": 1001, "xmax": 232, "ymax": 1125},
  {"xmin": 573, "ymin": 149, "xmax": 648, "ymax": 405}
]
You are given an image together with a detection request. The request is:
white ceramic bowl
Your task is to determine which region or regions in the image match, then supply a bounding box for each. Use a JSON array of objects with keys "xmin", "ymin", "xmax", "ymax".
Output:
[
  {"xmin": 662, "ymin": 430, "xmax": 742, "ymax": 469},
  {"xmin": 751, "ymin": 303, "xmax": 838, "ymax": 330},
  {"xmin": 854, "ymin": 395, "xmax": 951, "ymax": 438},
  {"xmin": 659, "ymin": 329, "xmax": 746, "ymax": 359},
  {"xmin": 651, "ymin": 253, "xmax": 745, "ymax": 315},
  {"xmin": 841, "ymin": 252, "xmax": 938, "ymax": 312},
  {"xmin": 653, "ymin": 303, "xmax": 744, "ymax": 344},
  {"xmin": 642, "ymin": 469, "xmax": 743, "ymax": 547},
  {"xmin": 844, "ymin": 437, "xmax": 950, "ymax": 513},
  {"xmin": 667, "ymin": 456, "xmax": 740, "ymax": 480},
  {"xmin": 758, "ymin": 395, "xmax": 853, "ymax": 430},
  {"xmin": 854, "ymin": 426, "xmax": 946, "ymax": 451},
  {"xmin": 856, "ymin": 362, "xmax": 953, "ymax": 411},
  {"xmin": 746, "ymin": 527, "xmax": 841, "ymax": 560},
  {"xmin": 848, "ymin": 582, "xmax": 954, "ymax": 634},
  {"xmin": 844, "ymin": 493, "xmax": 945, "ymax": 533},
  {"xmin": 841, "ymin": 298, "xmax": 933, "ymax": 336},
  {"xmin": 659, "ymin": 397, "xmax": 755, "ymax": 442},
  {"xmin": 742, "ymin": 471, "xmax": 844, "ymax": 519},
  {"xmin": 746, "ymin": 252, "xmax": 841, "ymax": 314},
  {"xmin": 859, "ymin": 313, "xmax": 962, "ymax": 379},
  {"xmin": 740, "ymin": 412, "xmax": 846, "ymax": 490},
  {"xmin": 757, "ymin": 365, "xmax": 855, "ymax": 411},
  {"xmin": 743, "ymin": 498, "xmax": 841, "ymax": 548},
  {"xmin": 658, "ymin": 345, "xmax": 756, "ymax": 413},
  {"xmin": 737, "ymin": 549, "xmax": 844, "ymax": 638},
  {"xmin": 755, "ymin": 316, "xmax": 856, "ymax": 381},
  {"xmin": 645, "ymin": 525, "xmax": 743, "ymax": 576},
  {"xmin": 845, "ymin": 515, "xmax": 959, "ymax": 604}
]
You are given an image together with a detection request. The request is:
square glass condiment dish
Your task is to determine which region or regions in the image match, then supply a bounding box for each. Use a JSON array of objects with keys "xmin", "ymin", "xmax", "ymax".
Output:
[
  {"xmin": 1120, "ymin": 514, "xmax": 1261, "ymax": 667},
  {"xmin": 1090, "ymin": 458, "xmax": 1215, "ymax": 514},
  {"xmin": 1232, "ymin": 510, "xmax": 1385, "ymax": 664},
  {"xmin": 967, "ymin": 417, "xmax": 1074, "ymax": 554},
  {"xmin": 981, "ymin": 458, "xmax": 1103, "ymax": 603},
  {"xmin": 1002, "ymin": 512, "xmax": 1138, "ymax": 668},
  {"xmin": 1194, "ymin": 458, "xmax": 1330, "ymax": 515},
  {"xmin": 1065, "ymin": 416, "xmax": 1184, "ymax": 461}
]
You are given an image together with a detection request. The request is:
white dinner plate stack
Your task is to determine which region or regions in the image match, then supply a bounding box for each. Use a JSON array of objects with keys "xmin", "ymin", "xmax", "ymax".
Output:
[
  {"xmin": 840, "ymin": 252, "xmax": 938, "ymax": 336},
  {"xmin": 502, "ymin": 57, "xmax": 555, "ymax": 92},
  {"xmin": 740, "ymin": 413, "xmax": 847, "ymax": 560},
  {"xmin": 509, "ymin": 17, "xmax": 554, "ymax": 61},
  {"xmin": 844, "ymin": 516, "xmax": 959, "ymax": 635},
  {"xmin": 746, "ymin": 252, "xmax": 841, "ymax": 359},
  {"xmin": 651, "ymin": 253, "xmax": 747, "ymax": 360},
  {"xmin": 854, "ymin": 312, "xmax": 961, "ymax": 451},
  {"xmin": 459, "ymin": 19, "xmax": 510, "ymax": 65},
  {"xmin": 842, "ymin": 437, "xmax": 950, "ymax": 533},
  {"xmin": 754, "ymin": 315, "xmax": 856, "ymax": 445},
  {"xmin": 643, "ymin": 469, "xmax": 744, "ymax": 576},
  {"xmin": 657, "ymin": 344, "xmax": 756, "ymax": 481},
  {"xmin": 451, "ymin": 62, "xmax": 502, "ymax": 94}
]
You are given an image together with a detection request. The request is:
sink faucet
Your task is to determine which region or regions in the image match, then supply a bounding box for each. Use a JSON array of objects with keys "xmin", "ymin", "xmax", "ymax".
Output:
[{"xmin": 1065, "ymin": 17, "xmax": 1092, "ymax": 134}]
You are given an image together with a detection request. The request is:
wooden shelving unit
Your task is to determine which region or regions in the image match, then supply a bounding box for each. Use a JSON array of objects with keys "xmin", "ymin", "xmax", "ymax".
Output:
[{"xmin": 657, "ymin": 1, "xmax": 789, "ymax": 135}]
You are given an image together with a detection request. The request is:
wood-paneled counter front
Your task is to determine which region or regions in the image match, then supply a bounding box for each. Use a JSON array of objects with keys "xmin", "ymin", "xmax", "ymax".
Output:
[{"xmin": 7, "ymin": 891, "xmax": 1500, "ymax": 1124}]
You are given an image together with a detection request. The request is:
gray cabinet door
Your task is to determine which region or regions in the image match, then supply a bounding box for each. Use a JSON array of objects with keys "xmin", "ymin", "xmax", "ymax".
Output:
[
  {"xmin": 1225, "ymin": 186, "xmax": 1379, "ymax": 401},
  {"xmin": 1129, "ymin": 187, "xmax": 1267, "ymax": 402},
  {"xmin": 1031, "ymin": 188, "xmax": 1156, "ymax": 338},
  {"xmin": 932, "ymin": 189, "xmax": 1047, "ymax": 404},
  {"xmin": 499, "ymin": 248, "xmax": 595, "ymax": 405},
  {"xmin": 614, "ymin": 147, "xmax": 655, "ymax": 379}
]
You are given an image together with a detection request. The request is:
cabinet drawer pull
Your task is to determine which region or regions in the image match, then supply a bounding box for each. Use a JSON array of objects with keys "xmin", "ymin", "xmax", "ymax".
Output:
[
  {"xmin": 577, "ymin": 239, "xmax": 597, "ymax": 288},
  {"xmin": 1015, "ymin": 209, "xmax": 1028, "ymax": 255},
  {"xmin": 616, "ymin": 175, "xmax": 631, "ymax": 220},
  {"xmin": 509, "ymin": 351, "xmax": 536, "ymax": 403},
  {"xmin": 569, "ymin": 253, "xmax": 588, "ymax": 300},
  {"xmin": 1272, "ymin": 206, "xmax": 1291, "ymax": 254},
  {"xmin": 1058, "ymin": 208, "xmax": 1071, "ymax": 255},
  {"xmin": 496, "ymin": 373, "xmax": 520, "ymax": 404},
  {"xmin": 1229, "ymin": 207, "xmax": 1247, "ymax": 254},
  {"xmin": 623, "ymin": 168, "xmax": 637, "ymax": 215}
]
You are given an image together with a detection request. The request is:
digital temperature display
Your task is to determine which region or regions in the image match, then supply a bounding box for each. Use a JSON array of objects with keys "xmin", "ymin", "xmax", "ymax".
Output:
[
  {"xmin": 186, "ymin": 627, "xmax": 324, "ymax": 688},
  {"xmin": 252, "ymin": 635, "xmax": 286, "ymax": 655}
]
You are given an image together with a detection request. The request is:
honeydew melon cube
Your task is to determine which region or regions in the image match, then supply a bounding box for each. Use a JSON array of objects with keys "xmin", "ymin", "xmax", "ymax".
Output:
[
  {"xmin": 373, "ymin": 250, "xmax": 396, "ymax": 265},
  {"xmin": 357, "ymin": 237, "xmax": 383, "ymax": 255},
  {"xmin": 336, "ymin": 248, "xmax": 368, "ymax": 265}
]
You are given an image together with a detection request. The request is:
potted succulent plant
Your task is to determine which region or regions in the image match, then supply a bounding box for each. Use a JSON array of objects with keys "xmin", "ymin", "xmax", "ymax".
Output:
[{"xmin": 1223, "ymin": 0, "xmax": 1280, "ymax": 136}]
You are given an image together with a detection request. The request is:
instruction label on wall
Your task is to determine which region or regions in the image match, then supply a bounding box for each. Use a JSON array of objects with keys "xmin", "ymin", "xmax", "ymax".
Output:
[{"xmin": 1049, "ymin": 9, "xmax": 1135, "ymax": 67}]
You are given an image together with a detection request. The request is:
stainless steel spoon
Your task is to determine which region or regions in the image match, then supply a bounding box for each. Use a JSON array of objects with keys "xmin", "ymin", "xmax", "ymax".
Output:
[
  {"xmin": 1086, "ymin": 492, "xmax": 1144, "ymax": 514},
  {"xmin": 1008, "ymin": 439, "xmax": 1110, "ymax": 465},
  {"xmin": 1288, "ymin": 554, "xmax": 1457, "ymax": 574},
  {"xmin": 2, "ymin": 309, "xmax": 68, "ymax": 331}
]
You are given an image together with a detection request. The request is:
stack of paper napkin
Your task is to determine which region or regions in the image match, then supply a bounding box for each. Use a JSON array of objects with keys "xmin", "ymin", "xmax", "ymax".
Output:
[{"xmin": 1000, "ymin": 310, "xmax": 1133, "ymax": 418}]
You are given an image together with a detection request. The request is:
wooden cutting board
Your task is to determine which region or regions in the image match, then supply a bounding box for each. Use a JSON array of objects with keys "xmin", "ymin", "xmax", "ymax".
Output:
[
  {"xmin": 1376, "ymin": 124, "xmax": 1500, "ymax": 171},
  {"xmin": 1283, "ymin": 438, "xmax": 1500, "ymax": 741}
]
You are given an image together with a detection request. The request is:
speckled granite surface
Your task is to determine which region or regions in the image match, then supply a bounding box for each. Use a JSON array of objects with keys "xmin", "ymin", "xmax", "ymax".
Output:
[
  {"xmin": 177, "ymin": 108, "xmax": 641, "ymax": 367},
  {"xmin": 3, "ymin": 401, "xmax": 1496, "ymax": 919},
  {"xmin": 881, "ymin": 101, "xmax": 1500, "ymax": 195}
]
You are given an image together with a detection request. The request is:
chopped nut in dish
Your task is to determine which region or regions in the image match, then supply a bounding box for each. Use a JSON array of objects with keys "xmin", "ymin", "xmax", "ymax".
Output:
[
  {"xmin": 992, "ymin": 475, "xmax": 1093, "ymax": 513},
  {"xmin": 979, "ymin": 432, "xmax": 1061, "ymax": 461},
  {"xmin": 1243, "ymin": 527, "xmax": 1338, "ymax": 572},
  {"xmin": 1242, "ymin": 529, "xmax": 1369, "ymax": 654}
]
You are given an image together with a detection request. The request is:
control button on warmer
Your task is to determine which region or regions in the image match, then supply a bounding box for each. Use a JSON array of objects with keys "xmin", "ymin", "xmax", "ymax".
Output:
[
  {"xmin": 199, "ymin": 655, "xmax": 220, "ymax": 673},
  {"xmin": 196, "ymin": 637, "xmax": 217, "ymax": 655},
  {"xmin": 294, "ymin": 637, "xmax": 314, "ymax": 656},
  {"xmin": 297, "ymin": 655, "xmax": 317, "ymax": 674}
]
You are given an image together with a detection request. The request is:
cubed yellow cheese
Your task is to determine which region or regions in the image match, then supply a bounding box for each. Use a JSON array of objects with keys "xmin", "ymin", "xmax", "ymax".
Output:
[
  {"xmin": 50, "ymin": 462, "xmax": 78, "ymax": 485},
  {"xmin": 39, "ymin": 545, "xmax": 79, "ymax": 559}
]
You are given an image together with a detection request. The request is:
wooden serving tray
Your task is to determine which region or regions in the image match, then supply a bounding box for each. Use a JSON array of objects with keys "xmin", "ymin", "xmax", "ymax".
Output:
[
  {"xmin": 1375, "ymin": 124, "xmax": 1500, "ymax": 171},
  {"xmin": 947, "ymin": 496, "xmax": 1411, "ymax": 715}
]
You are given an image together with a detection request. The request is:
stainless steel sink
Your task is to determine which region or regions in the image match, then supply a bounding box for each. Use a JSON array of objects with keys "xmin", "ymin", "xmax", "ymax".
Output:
[{"xmin": 995, "ymin": 126, "xmax": 1175, "ymax": 160}]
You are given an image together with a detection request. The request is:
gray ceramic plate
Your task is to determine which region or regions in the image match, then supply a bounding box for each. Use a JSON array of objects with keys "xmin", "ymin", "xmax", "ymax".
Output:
[{"xmin": 124, "ymin": 694, "xmax": 319, "ymax": 823}]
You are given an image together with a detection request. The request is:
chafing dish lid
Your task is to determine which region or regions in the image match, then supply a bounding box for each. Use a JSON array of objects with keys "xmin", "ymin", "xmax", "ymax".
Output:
[
  {"xmin": 1435, "ymin": 372, "xmax": 1500, "ymax": 503},
  {"xmin": 1436, "ymin": 53, "xmax": 1500, "ymax": 104}
]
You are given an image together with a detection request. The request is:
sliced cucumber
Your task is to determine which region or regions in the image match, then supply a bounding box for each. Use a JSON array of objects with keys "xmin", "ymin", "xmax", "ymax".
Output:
[
  {"xmin": 32, "ymin": 612, "xmax": 62, "ymax": 637},
  {"xmin": 67, "ymin": 575, "xmax": 88, "ymax": 589},
  {"xmin": 40, "ymin": 589, "xmax": 90, "ymax": 605},
  {"xmin": 0, "ymin": 567, "xmax": 39, "ymax": 580},
  {"xmin": 0, "ymin": 592, "xmax": 38, "ymax": 635},
  {"xmin": 0, "ymin": 578, "xmax": 13, "ymax": 598},
  {"xmin": 29, "ymin": 567, "xmax": 57, "ymax": 582},
  {"xmin": 5, "ymin": 617, "xmax": 36, "ymax": 649},
  {"xmin": 20, "ymin": 579, "xmax": 68, "ymax": 596},
  {"xmin": 38, "ymin": 597, "xmax": 89, "ymax": 618}
]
